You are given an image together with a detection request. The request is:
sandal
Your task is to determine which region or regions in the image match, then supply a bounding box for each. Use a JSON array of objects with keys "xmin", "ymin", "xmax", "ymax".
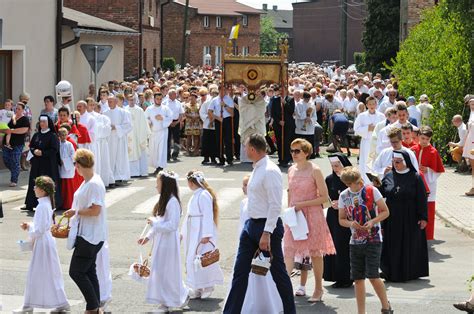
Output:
[
  {"xmin": 308, "ymin": 290, "xmax": 324, "ymax": 303},
  {"xmin": 295, "ymin": 286, "xmax": 306, "ymax": 297},
  {"xmin": 9, "ymin": 182, "xmax": 17, "ymax": 187}
]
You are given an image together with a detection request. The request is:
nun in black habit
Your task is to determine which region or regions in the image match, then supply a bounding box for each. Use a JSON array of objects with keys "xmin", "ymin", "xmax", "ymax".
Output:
[
  {"xmin": 24, "ymin": 115, "xmax": 61, "ymax": 211},
  {"xmin": 380, "ymin": 150, "xmax": 429, "ymax": 282},
  {"xmin": 323, "ymin": 153, "xmax": 353, "ymax": 288}
]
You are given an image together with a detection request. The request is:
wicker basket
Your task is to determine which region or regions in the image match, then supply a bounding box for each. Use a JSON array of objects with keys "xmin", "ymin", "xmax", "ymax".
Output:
[
  {"xmin": 133, "ymin": 260, "xmax": 150, "ymax": 278},
  {"xmin": 196, "ymin": 241, "xmax": 220, "ymax": 267},
  {"xmin": 251, "ymin": 249, "xmax": 273, "ymax": 276},
  {"xmin": 51, "ymin": 215, "xmax": 70, "ymax": 239}
]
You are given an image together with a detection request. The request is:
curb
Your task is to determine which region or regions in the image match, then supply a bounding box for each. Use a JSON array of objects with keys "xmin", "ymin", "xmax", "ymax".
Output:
[
  {"xmin": 3, "ymin": 194, "xmax": 24, "ymax": 205},
  {"xmin": 436, "ymin": 210, "xmax": 474, "ymax": 239}
]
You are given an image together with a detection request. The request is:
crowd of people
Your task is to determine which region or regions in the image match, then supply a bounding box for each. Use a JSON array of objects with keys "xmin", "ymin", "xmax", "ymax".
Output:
[{"xmin": 2, "ymin": 63, "xmax": 474, "ymax": 314}]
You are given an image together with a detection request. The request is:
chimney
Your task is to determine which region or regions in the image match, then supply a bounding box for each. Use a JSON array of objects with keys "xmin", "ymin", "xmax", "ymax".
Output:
[
  {"xmin": 273, "ymin": 5, "xmax": 278, "ymax": 11},
  {"xmin": 262, "ymin": 3, "xmax": 267, "ymax": 10}
]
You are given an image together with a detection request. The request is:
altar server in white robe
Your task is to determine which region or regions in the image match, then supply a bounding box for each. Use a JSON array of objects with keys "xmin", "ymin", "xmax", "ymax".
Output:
[
  {"xmin": 228, "ymin": 175, "xmax": 283, "ymax": 314},
  {"xmin": 372, "ymin": 127, "xmax": 419, "ymax": 179},
  {"xmin": 16, "ymin": 176, "xmax": 69, "ymax": 313},
  {"xmin": 127, "ymin": 95, "xmax": 151, "ymax": 177},
  {"xmin": 353, "ymin": 96, "xmax": 385, "ymax": 184},
  {"xmin": 93, "ymin": 104, "xmax": 114, "ymax": 187},
  {"xmin": 145, "ymin": 92, "xmax": 173, "ymax": 173},
  {"xmin": 104, "ymin": 95, "xmax": 132, "ymax": 183},
  {"xmin": 138, "ymin": 170, "xmax": 189, "ymax": 311},
  {"xmin": 79, "ymin": 99, "xmax": 99, "ymax": 157},
  {"xmin": 181, "ymin": 171, "xmax": 224, "ymax": 299}
]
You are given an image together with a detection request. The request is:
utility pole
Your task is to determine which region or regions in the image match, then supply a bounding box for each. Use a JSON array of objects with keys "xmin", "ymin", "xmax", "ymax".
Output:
[
  {"xmin": 181, "ymin": 0, "xmax": 190, "ymax": 67},
  {"xmin": 340, "ymin": 0, "xmax": 347, "ymax": 66}
]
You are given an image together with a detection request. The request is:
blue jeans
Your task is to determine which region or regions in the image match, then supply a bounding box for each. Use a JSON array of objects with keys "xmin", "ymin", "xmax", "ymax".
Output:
[
  {"xmin": 224, "ymin": 218, "xmax": 296, "ymax": 314},
  {"xmin": 3, "ymin": 144, "xmax": 23, "ymax": 183}
]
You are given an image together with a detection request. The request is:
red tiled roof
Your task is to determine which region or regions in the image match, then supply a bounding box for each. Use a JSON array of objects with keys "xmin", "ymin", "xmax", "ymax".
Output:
[{"xmin": 174, "ymin": 0, "xmax": 262, "ymax": 16}]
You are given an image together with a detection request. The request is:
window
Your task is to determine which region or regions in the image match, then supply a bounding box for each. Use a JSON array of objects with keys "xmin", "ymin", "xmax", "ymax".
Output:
[
  {"xmin": 215, "ymin": 46, "xmax": 222, "ymax": 66},
  {"xmin": 242, "ymin": 46, "xmax": 249, "ymax": 56},
  {"xmin": 242, "ymin": 15, "xmax": 248, "ymax": 27},
  {"xmin": 203, "ymin": 46, "xmax": 211, "ymax": 66},
  {"xmin": 203, "ymin": 16, "xmax": 210, "ymax": 28},
  {"xmin": 143, "ymin": 48, "xmax": 147, "ymax": 71},
  {"xmin": 153, "ymin": 48, "xmax": 157, "ymax": 68},
  {"xmin": 216, "ymin": 16, "xmax": 222, "ymax": 28}
]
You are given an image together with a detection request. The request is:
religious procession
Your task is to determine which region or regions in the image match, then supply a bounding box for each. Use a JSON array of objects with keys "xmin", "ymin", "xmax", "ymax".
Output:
[{"xmin": 1, "ymin": 0, "xmax": 473, "ymax": 314}]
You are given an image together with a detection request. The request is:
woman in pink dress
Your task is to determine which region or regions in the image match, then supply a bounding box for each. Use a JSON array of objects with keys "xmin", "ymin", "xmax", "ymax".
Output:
[{"xmin": 284, "ymin": 138, "xmax": 336, "ymax": 302}]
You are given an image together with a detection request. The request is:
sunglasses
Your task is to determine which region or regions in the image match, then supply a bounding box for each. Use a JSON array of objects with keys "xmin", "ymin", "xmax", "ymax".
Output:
[{"xmin": 290, "ymin": 149, "xmax": 302, "ymax": 154}]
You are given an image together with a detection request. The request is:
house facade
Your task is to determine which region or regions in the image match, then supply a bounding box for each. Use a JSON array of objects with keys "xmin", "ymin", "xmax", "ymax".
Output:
[{"xmin": 162, "ymin": 0, "xmax": 261, "ymax": 67}]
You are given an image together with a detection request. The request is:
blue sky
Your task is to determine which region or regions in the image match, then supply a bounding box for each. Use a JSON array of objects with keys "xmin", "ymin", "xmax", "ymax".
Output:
[{"xmin": 238, "ymin": 0, "xmax": 296, "ymax": 10}]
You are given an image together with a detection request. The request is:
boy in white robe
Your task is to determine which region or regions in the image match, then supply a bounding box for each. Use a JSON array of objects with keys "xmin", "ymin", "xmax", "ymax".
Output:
[
  {"xmin": 127, "ymin": 95, "xmax": 151, "ymax": 177},
  {"xmin": 353, "ymin": 96, "xmax": 385, "ymax": 184},
  {"xmin": 104, "ymin": 95, "xmax": 132, "ymax": 184},
  {"xmin": 145, "ymin": 93, "xmax": 173, "ymax": 173},
  {"xmin": 15, "ymin": 176, "xmax": 69, "ymax": 313}
]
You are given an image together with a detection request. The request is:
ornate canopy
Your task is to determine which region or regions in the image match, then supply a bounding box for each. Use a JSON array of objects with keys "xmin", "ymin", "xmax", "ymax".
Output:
[{"xmin": 223, "ymin": 39, "xmax": 289, "ymax": 100}]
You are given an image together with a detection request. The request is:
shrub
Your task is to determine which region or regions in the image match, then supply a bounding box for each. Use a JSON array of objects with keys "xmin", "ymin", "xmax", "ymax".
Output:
[{"xmin": 162, "ymin": 57, "xmax": 176, "ymax": 72}]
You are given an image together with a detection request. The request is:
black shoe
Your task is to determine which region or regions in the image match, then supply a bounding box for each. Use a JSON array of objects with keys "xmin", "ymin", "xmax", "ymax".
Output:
[
  {"xmin": 309, "ymin": 153, "xmax": 316, "ymax": 159},
  {"xmin": 201, "ymin": 158, "xmax": 210, "ymax": 165},
  {"xmin": 315, "ymin": 153, "xmax": 321, "ymax": 158},
  {"xmin": 227, "ymin": 161, "xmax": 233, "ymax": 166},
  {"xmin": 210, "ymin": 158, "xmax": 218, "ymax": 165}
]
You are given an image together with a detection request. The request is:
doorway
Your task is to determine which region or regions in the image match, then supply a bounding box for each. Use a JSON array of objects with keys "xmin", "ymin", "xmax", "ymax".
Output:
[{"xmin": 0, "ymin": 50, "xmax": 12, "ymax": 107}]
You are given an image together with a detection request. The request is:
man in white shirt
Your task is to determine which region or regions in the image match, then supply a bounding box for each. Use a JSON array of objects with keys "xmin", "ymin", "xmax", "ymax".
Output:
[
  {"xmin": 99, "ymin": 90, "xmax": 110, "ymax": 113},
  {"xmin": 223, "ymin": 134, "xmax": 295, "ymax": 314},
  {"xmin": 165, "ymin": 89, "xmax": 184, "ymax": 161},
  {"xmin": 199, "ymin": 88, "xmax": 218, "ymax": 164},
  {"xmin": 355, "ymin": 78, "xmax": 369, "ymax": 95},
  {"xmin": 368, "ymin": 79, "xmax": 383, "ymax": 96},
  {"xmin": 208, "ymin": 86, "xmax": 234, "ymax": 166},
  {"xmin": 342, "ymin": 89, "xmax": 358, "ymax": 119},
  {"xmin": 378, "ymin": 89, "xmax": 397, "ymax": 114},
  {"xmin": 448, "ymin": 114, "xmax": 468, "ymax": 170},
  {"xmin": 406, "ymin": 96, "xmax": 421, "ymax": 127},
  {"xmin": 417, "ymin": 94, "xmax": 433, "ymax": 126}
]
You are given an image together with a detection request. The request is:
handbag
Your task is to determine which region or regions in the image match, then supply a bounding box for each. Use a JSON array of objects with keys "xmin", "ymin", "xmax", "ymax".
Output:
[
  {"xmin": 51, "ymin": 214, "xmax": 70, "ymax": 238},
  {"xmin": 195, "ymin": 241, "xmax": 220, "ymax": 268},
  {"xmin": 67, "ymin": 214, "xmax": 79, "ymax": 250}
]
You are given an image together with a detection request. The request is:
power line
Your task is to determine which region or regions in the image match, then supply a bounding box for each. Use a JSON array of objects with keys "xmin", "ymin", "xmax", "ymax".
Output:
[{"xmin": 341, "ymin": 6, "xmax": 366, "ymax": 20}]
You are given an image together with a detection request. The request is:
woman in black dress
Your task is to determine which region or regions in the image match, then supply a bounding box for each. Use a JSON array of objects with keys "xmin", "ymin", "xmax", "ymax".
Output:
[
  {"xmin": 381, "ymin": 150, "xmax": 429, "ymax": 282},
  {"xmin": 24, "ymin": 115, "xmax": 61, "ymax": 211},
  {"xmin": 323, "ymin": 153, "xmax": 353, "ymax": 288}
]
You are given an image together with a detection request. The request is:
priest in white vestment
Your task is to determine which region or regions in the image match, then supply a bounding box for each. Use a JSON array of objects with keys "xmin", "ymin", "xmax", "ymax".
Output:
[
  {"xmin": 145, "ymin": 93, "xmax": 173, "ymax": 173},
  {"xmin": 127, "ymin": 99, "xmax": 151, "ymax": 177},
  {"xmin": 92, "ymin": 105, "xmax": 113, "ymax": 187},
  {"xmin": 237, "ymin": 94, "xmax": 267, "ymax": 162},
  {"xmin": 353, "ymin": 97, "xmax": 385, "ymax": 184},
  {"xmin": 104, "ymin": 96, "xmax": 132, "ymax": 184}
]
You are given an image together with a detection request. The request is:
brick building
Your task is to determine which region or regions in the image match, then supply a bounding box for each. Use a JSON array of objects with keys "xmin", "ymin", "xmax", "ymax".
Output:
[
  {"xmin": 162, "ymin": 0, "xmax": 261, "ymax": 67},
  {"xmin": 63, "ymin": 0, "xmax": 161, "ymax": 78},
  {"xmin": 400, "ymin": 0, "xmax": 437, "ymax": 41},
  {"xmin": 292, "ymin": 0, "xmax": 366, "ymax": 65}
]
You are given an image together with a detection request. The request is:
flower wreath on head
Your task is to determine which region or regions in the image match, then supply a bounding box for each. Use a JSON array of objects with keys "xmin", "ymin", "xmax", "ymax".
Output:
[
  {"xmin": 158, "ymin": 170, "xmax": 179, "ymax": 180},
  {"xmin": 187, "ymin": 171, "xmax": 206, "ymax": 187},
  {"xmin": 35, "ymin": 177, "xmax": 55, "ymax": 196}
]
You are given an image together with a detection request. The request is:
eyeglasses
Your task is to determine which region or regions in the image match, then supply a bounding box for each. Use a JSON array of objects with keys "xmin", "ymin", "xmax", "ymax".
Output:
[{"xmin": 290, "ymin": 149, "xmax": 302, "ymax": 155}]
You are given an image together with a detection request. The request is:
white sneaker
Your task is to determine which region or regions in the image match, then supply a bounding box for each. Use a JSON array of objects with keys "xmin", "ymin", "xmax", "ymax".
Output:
[
  {"xmin": 13, "ymin": 306, "xmax": 33, "ymax": 314},
  {"xmin": 200, "ymin": 287, "xmax": 214, "ymax": 299}
]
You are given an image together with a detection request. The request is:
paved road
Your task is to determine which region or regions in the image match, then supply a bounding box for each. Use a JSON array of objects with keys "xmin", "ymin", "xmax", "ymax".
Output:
[{"xmin": 1, "ymin": 155, "xmax": 473, "ymax": 313}]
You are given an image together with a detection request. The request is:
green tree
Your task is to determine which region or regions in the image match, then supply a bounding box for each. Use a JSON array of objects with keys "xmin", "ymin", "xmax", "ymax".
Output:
[
  {"xmin": 260, "ymin": 16, "xmax": 287, "ymax": 54},
  {"xmin": 391, "ymin": 1, "xmax": 472, "ymax": 158},
  {"xmin": 362, "ymin": 0, "xmax": 400, "ymax": 75}
]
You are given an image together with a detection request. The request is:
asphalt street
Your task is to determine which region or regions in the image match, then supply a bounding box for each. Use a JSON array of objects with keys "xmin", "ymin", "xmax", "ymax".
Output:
[{"xmin": 1, "ymin": 154, "xmax": 473, "ymax": 313}]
